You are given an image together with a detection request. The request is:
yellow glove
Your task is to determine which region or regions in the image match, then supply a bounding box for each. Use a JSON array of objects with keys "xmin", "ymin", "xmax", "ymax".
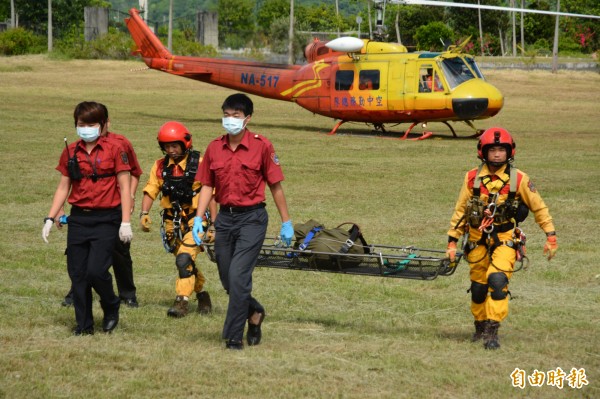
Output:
[
  {"xmin": 446, "ymin": 241, "xmax": 457, "ymax": 263},
  {"xmin": 543, "ymin": 235, "xmax": 558, "ymax": 260},
  {"xmin": 140, "ymin": 212, "xmax": 151, "ymax": 232},
  {"xmin": 204, "ymin": 225, "xmax": 216, "ymax": 243}
]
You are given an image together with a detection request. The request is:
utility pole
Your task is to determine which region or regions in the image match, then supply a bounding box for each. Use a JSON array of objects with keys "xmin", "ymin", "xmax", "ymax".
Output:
[
  {"xmin": 139, "ymin": 0, "xmax": 149, "ymax": 23},
  {"xmin": 552, "ymin": 0, "xmax": 560, "ymax": 73},
  {"xmin": 367, "ymin": 0, "xmax": 372, "ymax": 40},
  {"xmin": 335, "ymin": 0, "xmax": 340, "ymax": 37},
  {"xmin": 168, "ymin": 0, "xmax": 173, "ymax": 52},
  {"xmin": 48, "ymin": 0, "xmax": 53, "ymax": 52},
  {"xmin": 478, "ymin": 0, "xmax": 484, "ymax": 56},
  {"xmin": 510, "ymin": 0, "xmax": 516, "ymax": 57},
  {"xmin": 288, "ymin": 0, "xmax": 294, "ymax": 65},
  {"xmin": 10, "ymin": 0, "xmax": 15, "ymax": 28},
  {"xmin": 520, "ymin": 0, "xmax": 525, "ymax": 55}
]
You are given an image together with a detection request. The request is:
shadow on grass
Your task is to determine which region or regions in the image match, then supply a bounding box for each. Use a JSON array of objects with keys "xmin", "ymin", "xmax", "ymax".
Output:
[{"xmin": 131, "ymin": 113, "xmax": 481, "ymax": 140}]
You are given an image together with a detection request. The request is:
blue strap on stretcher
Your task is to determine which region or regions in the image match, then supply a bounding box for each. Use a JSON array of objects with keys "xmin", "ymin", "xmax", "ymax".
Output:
[
  {"xmin": 286, "ymin": 226, "xmax": 322, "ymax": 258},
  {"xmin": 299, "ymin": 227, "xmax": 322, "ymax": 250}
]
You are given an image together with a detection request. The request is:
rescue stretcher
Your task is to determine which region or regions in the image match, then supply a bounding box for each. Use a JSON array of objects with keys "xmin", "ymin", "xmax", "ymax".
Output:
[{"xmin": 202, "ymin": 237, "xmax": 462, "ymax": 280}]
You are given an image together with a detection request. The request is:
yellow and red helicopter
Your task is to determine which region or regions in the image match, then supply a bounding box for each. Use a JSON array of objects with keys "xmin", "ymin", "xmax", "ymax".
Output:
[{"xmin": 125, "ymin": 2, "xmax": 598, "ymax": 139}]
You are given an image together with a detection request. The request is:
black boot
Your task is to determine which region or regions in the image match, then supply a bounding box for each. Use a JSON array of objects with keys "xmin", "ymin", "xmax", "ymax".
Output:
[
  {"xmin": 483, "ymin": 320, "xmax": 501, "ymax": 350},
  {"xmin": 472, "ymin": 320, "xmax": 488, "ymax": 342}
]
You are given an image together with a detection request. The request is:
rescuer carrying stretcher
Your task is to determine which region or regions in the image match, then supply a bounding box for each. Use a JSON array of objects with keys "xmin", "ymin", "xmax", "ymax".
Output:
[
  {"xmin": 139, "ymin": 121, "xmax": 217, "ymax": 318},
  {"xmin": 446, "ymin": 127, "xmax": 558, "ymax": 350}
]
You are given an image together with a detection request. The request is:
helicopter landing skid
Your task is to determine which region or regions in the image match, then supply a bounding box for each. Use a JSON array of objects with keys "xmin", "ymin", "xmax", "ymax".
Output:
[
  {"xmin": 401, "ymin": 122, "xmax": 434, "ymax": 140},
  {"xmin": 327, "ymin": 120, "xmax": 482, "ymax": 139},
  {"xmin": 463, "ymin": 120, "xmax": 485, "ymax": 138},
  {"xmin": 327, "ymin": 120, "xmax": 346, "ymax": 135}
]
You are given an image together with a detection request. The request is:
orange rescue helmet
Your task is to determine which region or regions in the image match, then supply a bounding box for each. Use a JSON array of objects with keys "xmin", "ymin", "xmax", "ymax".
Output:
[
  {"xmin": 157, "ymin": 121, "xmax": 192, "ymax": 152},
  {"xmin": 477, "ymin": 127, "xmax": 515, "ymax": 162}
]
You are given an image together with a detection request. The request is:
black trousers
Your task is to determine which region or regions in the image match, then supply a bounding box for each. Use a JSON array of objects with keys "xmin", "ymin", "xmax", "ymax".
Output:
[
  {"xmin": 65, "ymin": 236, "xmax": 137, "ymax": 301},
  {"xmin": 214, "ymin": 207, "xmax": 267, "ymax": 342},
  {"xmin": 111, "ymin": 239, "xmax": 137, "ymax": 300},
  {"xmin": 67, "ymin": 207, "xmax": 121, "ymax": 331}
]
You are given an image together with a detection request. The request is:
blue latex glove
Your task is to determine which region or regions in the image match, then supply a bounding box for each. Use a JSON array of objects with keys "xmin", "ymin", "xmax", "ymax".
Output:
[
  {"xmin": 192, "ymin": 216, "xmax": 205, "ymax": 245},
  {"xmin": 58, "ymin": 215, "xmax": 69, "ymax": 225},
  {"xmin": 280, "ymin": 220, "xmax": 294, "ymax": 246}
]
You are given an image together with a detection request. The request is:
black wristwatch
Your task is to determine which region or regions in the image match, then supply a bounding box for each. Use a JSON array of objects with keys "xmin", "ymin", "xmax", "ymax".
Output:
[{"xmin": 44, "ymin": 217, "xmax": 54, "ymax": 223}]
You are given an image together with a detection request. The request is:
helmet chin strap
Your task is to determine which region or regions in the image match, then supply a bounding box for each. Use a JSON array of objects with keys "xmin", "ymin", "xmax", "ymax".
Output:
[
  {"xmin": 486, "ymin": 158, "xmax": 513, "ymax": 168},
  {"xmin": 487, "ymin": 160, "xmax": 506, "ymax": 168}
]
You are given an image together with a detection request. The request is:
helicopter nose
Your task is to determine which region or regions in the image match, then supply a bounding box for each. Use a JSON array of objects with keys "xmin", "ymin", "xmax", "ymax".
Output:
[
  {"xmin": 452, "ymin": 80, "xmax": 504, "ymax": 119},
  {"xmin": 452, "ymin": 98, "xmax": 488, "ymax": 119}
]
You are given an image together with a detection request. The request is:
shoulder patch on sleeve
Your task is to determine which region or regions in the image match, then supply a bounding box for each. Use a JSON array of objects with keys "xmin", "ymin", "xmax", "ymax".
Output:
[
  {"xmin": 121, "ymin": 151, "xmax": 129, "ymax": 164},
  {"xmin": 528, "ymin": 180, "xmax": 536, "ymax": 193},
  {"xmin": 271, "ymin": 152, "xmax": 280, "ymax": 165}
]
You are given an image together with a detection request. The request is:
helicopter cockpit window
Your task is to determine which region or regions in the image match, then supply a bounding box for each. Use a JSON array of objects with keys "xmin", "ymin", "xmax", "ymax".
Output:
[
  {"xmin": 419, "ymin": 66, "xmax": 443, "ymax": 93},
  {"xmin": 440, "ymin": 57, "xmax": 476, "ymax": 90},
  {"xmin": 465, "ymin": 57, "xmax": 484, "ymax": 79},
  {"xmin": 335, "ymin": 70, "xmax": 354, "ymax": 91},
  {"xmin": 359, "ymin": 70, "xmax": 380, "ymax": 90}
]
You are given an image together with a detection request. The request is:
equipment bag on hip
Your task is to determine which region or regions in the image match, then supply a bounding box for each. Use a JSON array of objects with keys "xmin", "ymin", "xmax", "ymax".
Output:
[{"xmin": 293, "ymin": 219, "xmax": 370, "ymax": 270}]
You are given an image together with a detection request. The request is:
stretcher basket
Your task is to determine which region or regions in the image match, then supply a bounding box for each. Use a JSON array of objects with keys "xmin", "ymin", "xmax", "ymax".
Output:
[{"xmin": 202, "ymin": 237, "xmax": 462, "ymax": 280}]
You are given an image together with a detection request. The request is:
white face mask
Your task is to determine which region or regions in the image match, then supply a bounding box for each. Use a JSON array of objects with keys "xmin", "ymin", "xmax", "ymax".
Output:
[
  {"xmin": 76, "ymin": 126, "xmax": 100, "ymax": 142},
  {"xmin": 222, "ymin": 117, "xmax": 247, "ymax": 136}
]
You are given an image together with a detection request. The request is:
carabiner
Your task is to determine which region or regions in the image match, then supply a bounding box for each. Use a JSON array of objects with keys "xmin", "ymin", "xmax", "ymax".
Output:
[{"xmin": 486, "ymin": 197, "xmax": 498, "ymax": 218}]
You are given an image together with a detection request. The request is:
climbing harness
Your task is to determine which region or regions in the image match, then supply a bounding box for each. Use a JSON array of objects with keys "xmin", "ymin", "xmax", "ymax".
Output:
[
  {"xmin": 160, "ymin": 150, "xmax": 200, "ymax": 204},
  {"xmin": 157, "ymin": 151, "xmax": 202, "ymax": 253},
  {"xmin": 460, "ymin": 163, "xmax": 529, "ymax": 272}
]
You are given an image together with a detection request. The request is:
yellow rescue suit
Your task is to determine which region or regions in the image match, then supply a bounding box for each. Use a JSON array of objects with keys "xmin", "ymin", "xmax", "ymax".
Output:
[
  {"xmin": 448, "ymin": 163, "xmax": 555, "ymax": 323},
  {"xmin": 143, "ymin": 153, "xmax": 206, "ymax": 297}
]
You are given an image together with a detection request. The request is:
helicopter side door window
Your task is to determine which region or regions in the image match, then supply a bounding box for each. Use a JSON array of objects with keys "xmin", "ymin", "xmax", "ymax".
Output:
[
  {"xmin": 419, "ymin": 66, "xmax": 443, "ymax": 93},
  {"xmin": 359, "ymin": 70, "xmax": 380, "ymax": 90},
  {"xmin": 335, "ymin": 70, "xmax": 354, "ymax": 91}
]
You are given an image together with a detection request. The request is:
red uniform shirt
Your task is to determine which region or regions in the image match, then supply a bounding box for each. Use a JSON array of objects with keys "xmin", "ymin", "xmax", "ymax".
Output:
[
  {"xmin": 106, "ymin": 131, "xmax": 142, "ymax": 178},
  {"xmin": 56, "ymin": 136, "xmax": 131, "ymax": 209},
  {"xmin": 196, "ymin": 130, "xmax": 284, "ymax": 206}
]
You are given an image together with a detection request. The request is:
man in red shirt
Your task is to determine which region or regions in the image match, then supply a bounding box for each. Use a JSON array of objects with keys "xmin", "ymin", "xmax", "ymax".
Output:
[
  {"xmin": 192, "ymin": 93, "xmax": 294, "ymax": 350},
  {"xmin": 43, "ymin": 101, "xmax": 133, "ymax": 335}
]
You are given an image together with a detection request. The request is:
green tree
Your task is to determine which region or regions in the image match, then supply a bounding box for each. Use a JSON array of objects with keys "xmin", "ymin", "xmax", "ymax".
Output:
[
  {"xmin": 298, "ymin": 3, "xmax": 352, "ymax": 32},
  {"xmin": 445, "ymin": 0, "xmax": 508, "ymax": 40},
  {"xmin": 386, "ymin": 4, "xmax": 444, "ymax": 48},
  {"xmin": 256, "ymin": 0, "xmax": 289, "ymax": 35},
  {"xmin": 414, "ymin": 21, "xmax": 454, "ymax": 51},
  {"xmin": 3, "ymin": 0, "xmax": 109, "ymax": 37},
  {"xmin": 269, "ymin": 15, "xmax": 310, "ymax": 62},
  {"xmin": 218, "ymin": 0, "xmax": 256, "ymax": 48}
]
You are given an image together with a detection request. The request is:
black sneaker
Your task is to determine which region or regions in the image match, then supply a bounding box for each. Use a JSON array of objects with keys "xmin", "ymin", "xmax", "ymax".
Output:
[
  {"xmin": 72, "ymin": 327, "xmax": 94, "ymax": 336},
  {"xmin": 246, "ymin": 311, "xmax": 265, "ymax": 346},
  {"xmin": 225, "ymin": 340, "xmax": 243, "ymax": 350}
]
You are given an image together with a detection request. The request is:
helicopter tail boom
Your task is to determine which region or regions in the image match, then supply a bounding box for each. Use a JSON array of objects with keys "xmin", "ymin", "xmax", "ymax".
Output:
[
  {"xmin": 125, "ymin": 8, "xmax": 303, "ymax": 103},
  {"xmin": 125, "ymin": 9, "xmax": 173, "ymax": 61}
]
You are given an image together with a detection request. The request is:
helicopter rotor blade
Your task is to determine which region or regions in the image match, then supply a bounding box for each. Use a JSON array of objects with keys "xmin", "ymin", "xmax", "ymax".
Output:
[{"xmin": 390, "ymin": 0, "xmax": 600, "ymax": 20}]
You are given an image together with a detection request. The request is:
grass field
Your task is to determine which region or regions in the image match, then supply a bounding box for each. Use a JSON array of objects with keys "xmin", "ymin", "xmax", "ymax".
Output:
[{"xmin": 0, "ymin": 55, "xmax": 599, "ymax": 398}]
